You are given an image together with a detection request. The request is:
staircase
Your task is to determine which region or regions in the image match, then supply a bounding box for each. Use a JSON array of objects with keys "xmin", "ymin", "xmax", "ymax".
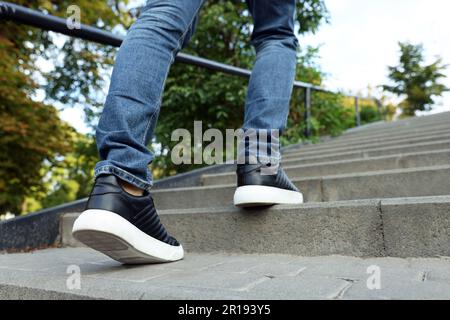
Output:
[
  {"xmin": 61, "ymin": 111, "xmax": 450, "ymax": 258},
  {"xmin": 1, "ymin": 112, "xmax": 450, "ymax": 299}
]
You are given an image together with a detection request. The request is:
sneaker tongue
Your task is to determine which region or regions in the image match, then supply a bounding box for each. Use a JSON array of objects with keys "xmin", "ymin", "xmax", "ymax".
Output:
[
  {"xmin": 237, "ymin": 164, "xmax": 262, "ymax": 174},
  {"xmin": 96, "ymin": 174, "xmax": 119, "ymax": 184},
  {"xmin": 91, "ymin": 175, "xmax": 122, "ymax": 194}
]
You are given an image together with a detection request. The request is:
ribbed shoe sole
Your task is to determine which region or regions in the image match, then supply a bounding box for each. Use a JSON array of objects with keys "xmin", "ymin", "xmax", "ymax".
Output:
[
  {"xmin": 233, "ymin": 185, "xmax": 304, "ymax": 207},
  {"xmin": 72, "ymin": 209, "xmax": 184, "ymax": 265}
]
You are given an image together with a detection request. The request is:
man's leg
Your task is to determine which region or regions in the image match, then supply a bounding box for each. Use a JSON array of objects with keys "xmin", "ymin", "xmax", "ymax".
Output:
[
  {"xmin": 234, "ymin": 0, "xmax": 304, "ymax": 206},
  {"xmin": 95, "ymin": 0, "xmax": 204, "ymax": 192},
  {"xmin": 72, "ymin": 0, "xmax": 204, "ymax": 264}
]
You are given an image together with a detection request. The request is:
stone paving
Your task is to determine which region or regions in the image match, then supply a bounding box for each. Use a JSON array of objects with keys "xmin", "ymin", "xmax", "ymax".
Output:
[{"xmin": 1, "ymin": 248, "xmax": 450, "ymax": 300}]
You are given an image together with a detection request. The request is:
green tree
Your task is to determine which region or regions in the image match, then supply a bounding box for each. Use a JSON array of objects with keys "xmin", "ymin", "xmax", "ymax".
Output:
[
  {"xmin": 32, "ymin": 132, "xmax": 98, "ymax": 211},
  {"xmin": 383, "ymin": 42, "xmax": 449, "ymax": 116},
  {"xmin": 0, "ymin": 0, "xmax": 130, "ymax": 215}
]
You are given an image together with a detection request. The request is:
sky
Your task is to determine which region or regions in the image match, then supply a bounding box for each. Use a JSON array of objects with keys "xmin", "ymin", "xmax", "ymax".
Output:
[
  {"xmin": 57, "ymin": 0, "xmax": 450, "ymax": 133},
  {"xmin": 300, "ymin": 0, "xmax": 450, "ymax": 114}
]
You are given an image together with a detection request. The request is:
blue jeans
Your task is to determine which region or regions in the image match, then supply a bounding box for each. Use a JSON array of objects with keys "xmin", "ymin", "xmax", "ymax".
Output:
[{"xmin": 95, "ymin": 0, "xmax": 299, "ymax": 191}]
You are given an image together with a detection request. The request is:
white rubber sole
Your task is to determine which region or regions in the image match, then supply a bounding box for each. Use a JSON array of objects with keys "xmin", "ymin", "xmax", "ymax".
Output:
[
  {"xmin": 72, "ymin": 209, "xmax": 184, "ymax": 265},
  {"xmin": 233, "ymin": 185, "xmax": 304, "ymax": 207}
]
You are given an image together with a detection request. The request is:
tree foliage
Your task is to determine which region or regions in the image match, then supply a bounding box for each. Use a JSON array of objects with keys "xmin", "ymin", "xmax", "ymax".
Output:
[
  {"xmin": 0, "ymin": 0, "xmax": 129, "ymax": 214},
  {"xmin": 383, "ymin": 42, "xmax": 448, "ymax": 116}
]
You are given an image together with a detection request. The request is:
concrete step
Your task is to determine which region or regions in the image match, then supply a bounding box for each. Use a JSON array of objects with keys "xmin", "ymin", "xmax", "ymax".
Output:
[
  {"xmin": 289, "ymin": 124, "xmax": 450, "ymax": 154},
  {"xmin": 283, "ymin": 127, "xmax": 450, "ymax": 154},
  {"xmin": 61, "ymin": 196, "xmax": 450, "ymax": 258},
  {"xmin": 283, "ymin": 132, "xmax": 450, "ymax": 159},
  {"xmin": 283, "ymin": 139, "xmax": 450, "ymax": 166},
  {"xmin": 324, "ymin": 122, "xmax": 450, "ymax": 144},
  {"xmin": 269, "ymin": 113, "xmax": 450, "ymax": 158},
  {"xmin": 202, "ymin": 149, "xmax": 450, "ymax": 186},
  {"xmin": 2, "ymin": 247, "xmax": 450, "ymax": 299},
  {"xmin": 342, "ymin": 112, "xmax": 450, "ymax": 137},
  {"xmin": 155, "ymin": 133, "xmax": 450, "ymax": 190},
  {"xmin": 344, "ymin": 119, "xmax": 450, "ymax": 136},
  {"xmin": 145, "ymin": 165, "xmax": 450, "ymax": 208}
]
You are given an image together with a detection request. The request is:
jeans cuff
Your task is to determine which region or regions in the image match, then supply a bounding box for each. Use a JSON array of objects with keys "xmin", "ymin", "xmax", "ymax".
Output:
[
  {"xmin": 236, "ymin": 154, "xmax": 281, "ymax": 165},
  {"xmin": 257, "ymin": 155, "xmax": 281, "ymax": 166},
  {"xmin": 94, "ymin": 165, "xmax": 153, "ymax": 192}
]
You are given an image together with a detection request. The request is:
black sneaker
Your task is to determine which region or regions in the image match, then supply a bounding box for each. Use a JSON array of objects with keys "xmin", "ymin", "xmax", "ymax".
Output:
[
  {"xmin": 233, "ymin": 164, "xmax": 304, "ymax": 207},
  {"xmin": 72, "ymin": 175, "xmax": 183, "ymax": 264}
]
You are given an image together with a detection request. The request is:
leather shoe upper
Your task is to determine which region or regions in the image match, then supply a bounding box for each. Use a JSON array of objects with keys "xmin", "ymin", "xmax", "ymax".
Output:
[
  {"xmin": 86, "ymin": 174, "xmax": 180, "ymax": 246},
  {"xmin": 236, "ymin": 164, "xmax": 299, "ymax": 192}
]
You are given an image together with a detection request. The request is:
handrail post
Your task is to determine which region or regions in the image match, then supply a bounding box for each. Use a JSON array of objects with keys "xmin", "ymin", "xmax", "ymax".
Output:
[
  {"xmin": 304, "ymin": 87, "xmax": 312, "ymax": 138},
  {"xmin": 376, "ymin": 99, "xmax": 384, "ymax": 120},
  {"xmin": 355, "ymin": 96, "xmax": 361, "ymax": 127}
]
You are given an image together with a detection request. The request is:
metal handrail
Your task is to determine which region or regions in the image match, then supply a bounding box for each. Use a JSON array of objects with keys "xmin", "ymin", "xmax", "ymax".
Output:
[{"xmin": 0, "ymin": 1, "xmax": 381, "ymax": 136}]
